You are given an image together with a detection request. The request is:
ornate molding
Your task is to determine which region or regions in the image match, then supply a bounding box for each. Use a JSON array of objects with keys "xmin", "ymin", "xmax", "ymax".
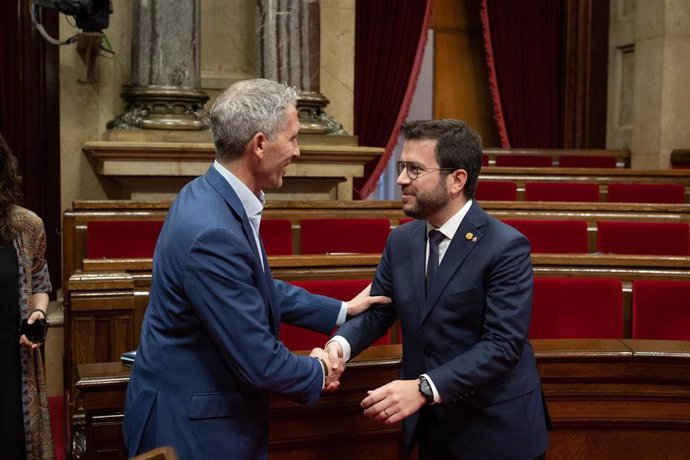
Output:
[{"xmin": 107, "ymin": 86, "xmax": 209, "ymax": 131}]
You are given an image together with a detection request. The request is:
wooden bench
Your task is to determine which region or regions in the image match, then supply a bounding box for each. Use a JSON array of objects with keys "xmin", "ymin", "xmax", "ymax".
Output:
[
  {"xmin": 482, "ymin": 148, "xmax": 631, "ymax": 168},
  {"xmin": 65, "ymin": 254, "xmax": 690, "ymax": 458},
  {"xmin": 479, "ymin": 166, "xmax": 690, "ymax": 201},
  {"xmin": 73, "ymin": 339, "xmax": 690, "ymax": 460},
  {"xmin": 76, "ymin": 252, "xmax": 690, "ymax": 341},
  {"xmin": 64, "ymin": 199, "xmax": 690, "ymax": 283}
]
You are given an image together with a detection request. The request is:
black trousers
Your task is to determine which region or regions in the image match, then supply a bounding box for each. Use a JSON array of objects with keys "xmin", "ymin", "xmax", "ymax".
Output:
[{"xmin": 413, "ymin": 406, "xmax": 546, "ymax": 460}]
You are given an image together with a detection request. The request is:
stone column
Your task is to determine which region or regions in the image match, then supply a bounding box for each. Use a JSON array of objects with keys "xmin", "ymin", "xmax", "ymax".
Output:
[
  {"xmin": 627, "ymin": 0, "xmax": 690, "ymax": 167},
  {"xmin": 257, "ymin": 0, "xmax": 345, "ymax": 134},
  {"xmin": 108, "ymin": 0, "xmax": 209, "ymax": 130}
]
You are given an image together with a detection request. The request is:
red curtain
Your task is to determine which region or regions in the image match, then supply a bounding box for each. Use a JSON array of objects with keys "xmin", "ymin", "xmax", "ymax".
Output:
[
  {"xmin": 480, "ymin": 0, "xmax": 565, "ymax": 148},
  {"xmin": 353, "ymin": 0, "xmax": 433, "ymax": 199},
  {"xmin": 0, "ymin": 3, "xmax": 61, "ymax": 291}
]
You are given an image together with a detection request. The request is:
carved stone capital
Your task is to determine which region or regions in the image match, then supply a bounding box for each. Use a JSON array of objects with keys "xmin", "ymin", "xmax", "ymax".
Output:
[
  {"xmin": 107, "ymin": 85, "xmax": 209, "ymax": 131},
  {"xmin": 297, "ymin": 91, "xmax": 348, "ymax": 136}
]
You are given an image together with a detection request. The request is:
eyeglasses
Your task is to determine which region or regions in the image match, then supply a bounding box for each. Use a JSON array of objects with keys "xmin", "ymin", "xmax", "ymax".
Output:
[{"xmin": 395, "ymin": 161, "xmax": 456, "ymax": 180}]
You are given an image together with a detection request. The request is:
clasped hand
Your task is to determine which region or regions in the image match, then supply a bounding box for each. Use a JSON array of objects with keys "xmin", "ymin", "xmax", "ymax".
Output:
[{"xmin": 309, "ymin": 345, "xmax": 343, "ymax": 391}]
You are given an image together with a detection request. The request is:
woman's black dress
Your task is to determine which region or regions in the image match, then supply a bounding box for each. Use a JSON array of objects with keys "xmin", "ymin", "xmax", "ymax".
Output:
[{"xmin": 0, "ymin": 240, "xmax": 26, "ymax": 459}]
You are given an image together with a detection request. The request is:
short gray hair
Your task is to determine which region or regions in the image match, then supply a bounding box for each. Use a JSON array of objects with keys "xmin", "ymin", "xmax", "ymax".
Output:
[{"xmin": 209, "ymin": 79, "xmax": 298, "ymax": 161}]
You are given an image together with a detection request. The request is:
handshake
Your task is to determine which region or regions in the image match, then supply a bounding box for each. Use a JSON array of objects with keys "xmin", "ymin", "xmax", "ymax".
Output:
[{"xmin": 309, "ymin": 341, "xmax": 345, "ymax": 391}]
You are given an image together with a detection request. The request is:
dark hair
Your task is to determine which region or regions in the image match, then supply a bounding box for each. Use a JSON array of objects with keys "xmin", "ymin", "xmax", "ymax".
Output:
[
  {"xmin": 0, "ymin": 133, "xmax": 22, "ymax": 243},
  {"xmin": 401, "ymin": 119, "xmax": 483, "ymax": 199}
]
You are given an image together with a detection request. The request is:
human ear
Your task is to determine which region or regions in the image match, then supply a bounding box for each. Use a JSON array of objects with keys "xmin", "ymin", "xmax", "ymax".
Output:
[
  {"xmin": 252, "ymin": 132, "xmax": 267, "ymax": 159},
  {"xmin": 450, "ymin": 169, "xmax": 467, "ymax": 194}
]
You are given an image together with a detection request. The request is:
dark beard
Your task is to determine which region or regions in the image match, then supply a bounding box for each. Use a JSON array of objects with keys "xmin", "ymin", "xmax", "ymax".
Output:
[{"xmin": 401, "ymin": 179, "xmax": 449, "ymax": 220}]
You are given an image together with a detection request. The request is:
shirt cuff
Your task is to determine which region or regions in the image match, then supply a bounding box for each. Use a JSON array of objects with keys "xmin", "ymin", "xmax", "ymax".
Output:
[
  {"xmin": 335, "ymin": 301, "xmax": 348, "ymax": 326},
  {"xmin": 421, "ymin": 373, "xmax": 443, "ymax": 404},
  {"xmin": 326, "ymin": 335, "xmax": 352, "ymax": 362}
]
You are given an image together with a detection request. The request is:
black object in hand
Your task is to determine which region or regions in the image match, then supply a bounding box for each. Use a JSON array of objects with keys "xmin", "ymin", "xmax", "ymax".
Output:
[{"xmin": 19, "ymin": 318, "xmax": 49, "ymax": 343}]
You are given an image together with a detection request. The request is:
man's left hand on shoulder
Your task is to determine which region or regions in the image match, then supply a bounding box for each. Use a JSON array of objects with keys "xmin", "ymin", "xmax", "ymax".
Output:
[{"xmin": 346, "ymin": 283, "xmax": 392, "ymax": 317}]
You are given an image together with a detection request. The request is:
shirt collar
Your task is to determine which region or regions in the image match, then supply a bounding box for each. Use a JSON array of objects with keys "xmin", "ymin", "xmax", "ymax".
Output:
[
  {"xmin": 213, "ymin": 160, "xmax": 265, "ymax": 225},
  {"xmin": 426, "ymin": 199, "xmax": 473, "ymax": 240}
]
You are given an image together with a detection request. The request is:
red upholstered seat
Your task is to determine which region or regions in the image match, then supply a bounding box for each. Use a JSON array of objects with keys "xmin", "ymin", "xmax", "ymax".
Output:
[
  {"xmin": 482, "ymin": 155, "xmax": 489, "ymax": 166},
  {"xmin": 300, "ymin": 218, "xmax": 390, "ymax": 254},
  {"xmin": 260, "ymin": 219, "xmax": 293, "ymax": 255},
  {"xmin": 530, "ymin": 277, "xmax": 623, "ymax": 339},
  {"xmin": 502, "ymin": 219, "xmax": 589, "ymax": 253},
  {"xmin": 495, "ymin": 154, "xmax": 552, "ymax": 167},
  {"xmin": 632, "ymin": 280, "xmax": 690, "ymax": 340},
  {"xmin": 86, "ymin": 221, "xmax": 164, "ymax": 258},
  {"xmin": 597, "ymin": 221, "xmax": 690, "ymax": 256},
  {"xmin": 558, "ymin": 155, "xmax": 617, "ymax": 168},
  {"xmin": 280, "ymin": 279, "xmax": 391, "ymax": 350},
  {"xmin": 476, "ymin": 181, "xmax": 518, "ymax": 201},
  {"xmin": 399, "ymin": 217, "xmax": 416, "ymax": 225},
  {"xmin": 608, "ymin": 183, "xmax": 686, "ymax": 204},
  {"xmin": 524, "ymin": 182, "xmax": 600, "ymax": 202}
]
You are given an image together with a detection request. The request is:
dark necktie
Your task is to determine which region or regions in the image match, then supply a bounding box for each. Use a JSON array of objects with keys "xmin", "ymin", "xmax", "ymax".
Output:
[{"xmin": 426, "ymin": 229, "xmax": 445, "ymax": 296}]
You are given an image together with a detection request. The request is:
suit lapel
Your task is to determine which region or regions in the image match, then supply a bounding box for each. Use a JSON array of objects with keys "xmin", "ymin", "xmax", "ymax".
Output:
[
  {"xmin": 408, "ymin": 222, "xmax": 428, "ymax": 324},
  {"xmin": 419, "ymin": 203, "xmax": 486, "ymax": 326},
  {"xmin": 204, "ymin": 166, "xmax": 279, "ymax": 335}
]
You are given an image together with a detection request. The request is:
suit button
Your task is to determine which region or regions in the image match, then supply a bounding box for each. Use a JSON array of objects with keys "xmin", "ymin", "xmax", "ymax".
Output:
[{"xmin": 423, "ymin": 349, "xmax": 432, "ymax": 357}]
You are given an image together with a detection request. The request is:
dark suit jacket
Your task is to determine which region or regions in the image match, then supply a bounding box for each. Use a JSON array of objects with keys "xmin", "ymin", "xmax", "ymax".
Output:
[
  {"xmin": 337, "ymin": 202, "xmax": 549, "ymax": 459},
  {"xmin": 123, "ymin": 166, "xmax": 342, "ymax": 460}
]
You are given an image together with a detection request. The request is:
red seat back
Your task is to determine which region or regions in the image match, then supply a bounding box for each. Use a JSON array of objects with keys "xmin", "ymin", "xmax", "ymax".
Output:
[
  {"xmin": 476, "ymin": 181, "xmax": 518, "ymax": 201},
  {"xmin": 502, "ymin": 219, "xmax": 589, "ymax": 253},
  {"xmin": 558, "ymin": 155, "xmax": 617, "ymax": 168},
  {"xmin": 86, "ymin": 221, "xmax": 164, "ymax": 258},
  {"xmin": 495, "ymin": 154, "xmax": 552, "ymax": 167},
  {"xmin": 530, "ymin": 277, "xmax": 623, "ymax": 339},
  {"xmin": 524, "ymin": 182, "xmax": 600, "ymax": 202},
  {"xmin": 260, "ymin": 219, "xmax": 293, "ymax": 255},
  {"xmin": 632, "ymin": 280, "xmax": 690, "ymax": 340},
  {"xmin": 597, "ymin": 221, "xmax": 690, "ymax": 256},
  {"xmin": 607, "ymin": 183, "xmax": 686, "ymax": 204},
  {"xmin": 300, "ymin": 218, "xmax": 390, "ymax": 254},
  {"xmin": 280, "ymin": 279, "xmax": 391, "ymax": 350}
]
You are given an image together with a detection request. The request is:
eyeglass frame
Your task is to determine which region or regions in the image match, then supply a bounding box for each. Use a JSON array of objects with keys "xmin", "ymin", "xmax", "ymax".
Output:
[{"xmin": 395, "ymin": 161, "xmax": 457, "ymax": 180}]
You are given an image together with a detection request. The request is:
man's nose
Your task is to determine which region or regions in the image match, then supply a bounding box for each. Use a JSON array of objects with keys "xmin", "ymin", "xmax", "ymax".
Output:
[{"xmin": 396, "ymin": 170, "xmax": 410, "ymax": 185}]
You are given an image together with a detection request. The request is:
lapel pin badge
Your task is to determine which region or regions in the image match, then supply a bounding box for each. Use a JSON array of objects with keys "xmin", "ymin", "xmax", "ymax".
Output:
[{"xmin": 465, "ymin": 232, "xmax": 473, "ymax": 241}]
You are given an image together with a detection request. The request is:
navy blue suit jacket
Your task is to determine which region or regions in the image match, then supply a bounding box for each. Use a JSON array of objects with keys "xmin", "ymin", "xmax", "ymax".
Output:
[
  {"xmin": 337, "ymin": 202, "xmax": 549, "ymax": 459},
  {"xmin": 123, "ymin": 166, "xmax": 342, "ymax": 460}
]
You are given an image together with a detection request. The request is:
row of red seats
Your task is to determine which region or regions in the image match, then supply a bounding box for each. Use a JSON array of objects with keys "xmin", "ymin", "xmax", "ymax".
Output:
[
  {"xmin": 483, "ymin": 154, "xmax": 619, "ymax": 168},
  {"xmin": 477, "ymin": 181, "xmax": 687, "ymax": 203},
  {"xmin": 85, "ymin": 218, "xmax": 690, "ymax": 258},
  {"xmin": 279, "ymin": 277, "xmax": 690, "ymax": 350},
  {"xmin": 532, "ymin": 278, "xmax": 690, "ymax": 340},
  {"xmin": 504, "ymin": 219, "xmax": 690, "ymax": 255}
]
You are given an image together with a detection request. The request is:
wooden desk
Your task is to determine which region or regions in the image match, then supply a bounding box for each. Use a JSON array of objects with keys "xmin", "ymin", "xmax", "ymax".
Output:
[
  {"xmin": 75, "ymin": 345, "xmax": 404, "ymax": 460},
  {"xmin": 74, "ymin": 340, "xmax": 690, "ymax": 460}
]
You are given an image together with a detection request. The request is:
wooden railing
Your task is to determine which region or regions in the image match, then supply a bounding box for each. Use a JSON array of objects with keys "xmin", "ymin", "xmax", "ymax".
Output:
[
  {"xmin": 482, "ymin": 147, "xmax": 631, "ymax": 167},
  {"xmin": 479, "ymin": 166, "xmax": 690, "ymax": 201},
  {"xmin": 74, "ymin": 339, "xmax": 690, "ymax": 460}
]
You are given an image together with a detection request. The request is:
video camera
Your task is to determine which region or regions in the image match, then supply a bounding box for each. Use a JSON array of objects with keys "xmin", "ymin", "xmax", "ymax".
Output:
[{"xmin": 34, "ymin": 0, "xmax": 112, "ymax": 32}]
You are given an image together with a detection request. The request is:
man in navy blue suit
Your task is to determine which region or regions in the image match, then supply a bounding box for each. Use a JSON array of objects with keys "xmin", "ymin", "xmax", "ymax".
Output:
[
  {"xmin": 328, "ymin": 119, "xmax": 551, "ymax": 459},
  {"xmin": 123, "ymin": 78, "xmax": 389, "ymax": 460}
]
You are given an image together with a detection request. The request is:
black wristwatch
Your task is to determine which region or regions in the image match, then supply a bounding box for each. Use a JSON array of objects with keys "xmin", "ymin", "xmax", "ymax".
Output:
[{"xmin": 418, "ymin": 376, "xmax": 435, "ymax": 405}]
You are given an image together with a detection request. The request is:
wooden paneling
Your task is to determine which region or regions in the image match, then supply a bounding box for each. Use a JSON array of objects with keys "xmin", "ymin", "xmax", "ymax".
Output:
[{"xmin": 74, "ymin": 340, "xmax": 690, "ymax": 460}]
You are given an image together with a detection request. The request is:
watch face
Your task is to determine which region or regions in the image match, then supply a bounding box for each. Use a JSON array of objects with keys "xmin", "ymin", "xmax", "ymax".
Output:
[{"xmin": 420, "ymin": 379, "xmax": 433, "ymax": 397}]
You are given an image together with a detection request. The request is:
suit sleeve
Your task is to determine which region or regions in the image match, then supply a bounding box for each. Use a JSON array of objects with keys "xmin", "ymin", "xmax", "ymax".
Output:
[
  {"xmin": 273, "ymin": 279, "xmax": 341, "ymax": 334},
  {"xmin": 336, "ymin": 233, "xmax": 399, "ymax": 357},
  {"xmin": 182, "ymin": 226, "xmax": 323, "ymax": 405},
  {"xmin": 426, "ymin": 233, "xmax": 534, "ymax": 402}
]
